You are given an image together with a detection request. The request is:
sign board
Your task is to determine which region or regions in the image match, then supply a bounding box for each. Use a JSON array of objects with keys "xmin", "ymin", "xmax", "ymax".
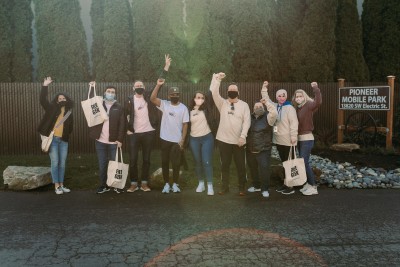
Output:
[{"xmin": 339, "ymin": 86, "xmax": 390, "ymax": 110}]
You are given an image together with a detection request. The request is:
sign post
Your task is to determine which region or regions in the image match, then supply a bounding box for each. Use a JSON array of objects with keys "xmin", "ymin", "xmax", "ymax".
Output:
[
  {"xmin": 386, "ymin": 76, "xmax": 395, "ymax": 150},
  {"xmin": 337, "ymin": 79, "xmax": 345, "ymax": 144}
]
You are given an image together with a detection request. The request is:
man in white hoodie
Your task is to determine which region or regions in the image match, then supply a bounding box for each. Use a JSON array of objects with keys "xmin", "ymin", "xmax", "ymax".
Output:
[{"xmin": 209, "ymin": 73, "xmax": 251, "ymax": 196}]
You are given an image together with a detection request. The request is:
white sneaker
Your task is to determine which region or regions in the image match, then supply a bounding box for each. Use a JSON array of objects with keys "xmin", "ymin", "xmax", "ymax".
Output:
[
  {"xmin": 300, "ymin": 183, "xmax": 311, "ymax": 193},
  {"xmin": 60, "ymin": 186, "xmax": 71, "ymax": 193},
  {"xmin": 162, "ymin": 183, "xmax": 170, "ymax": 194},
  {"xmin": 55, "ymin": 187, "xmax": 63, "ymax": 195},
  {"xmin": 207, "ymin": 184, "xmax": 214, "ymax": 196},
  {"xmin": 262, "ymin": 191, "xmax": 270, "ymax": 198},
  {"xmin": 196, "ymin": 181, "xmax": 205, "ymax": 193},
  {"xmin": 302, "ymin": 185, "xmax": 318, "ymax": 196},
  {"xmin": 172, "ymin": 183, "xmax": 181, "ymax": 193},
  {"xmin": 248, "ymin": 187, "xmax": 261, "ymax": 193}
]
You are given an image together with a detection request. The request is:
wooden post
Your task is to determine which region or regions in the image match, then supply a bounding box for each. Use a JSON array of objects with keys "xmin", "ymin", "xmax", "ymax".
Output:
[
  {"xmin": 337, "ymin": 78, "xmax": 345, "ymax": 144},
  {"xmin": 386, "ymin": 76, "xmax": 395, "ymax": 150}
]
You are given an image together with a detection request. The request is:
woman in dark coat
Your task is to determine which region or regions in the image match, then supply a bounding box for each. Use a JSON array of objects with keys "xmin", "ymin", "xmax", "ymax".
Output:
[{"xmin": 38, "ymin": 77, "xmax": 74, "ymax": 195}]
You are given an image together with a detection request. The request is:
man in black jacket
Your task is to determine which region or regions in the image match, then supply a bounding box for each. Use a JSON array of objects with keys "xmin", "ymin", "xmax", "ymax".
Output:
[
  {"xmin": 125, "ymin": 55, "xmax": 170, "ymax": 193},
  {"xmin": 88, "ymin": 82, "xmax": 126, "ymax": 194}
]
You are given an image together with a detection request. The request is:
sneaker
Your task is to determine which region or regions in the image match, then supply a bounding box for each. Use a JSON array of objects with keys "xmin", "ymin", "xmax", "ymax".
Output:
[
  {"xmin": 276, "ymin": 185, "xmax": 289, "ymax": 193},
  {"xmin": 262, "ymin": 191, "xmax": 270, "ymax": 198},
  {"xmin": 302, "ymin": 185, "xmax": 318, "ymax": 196},
  {"xmin": 162, "ymin": 183, "xmax": 170, "ymax": 194},
  {"xmin": 97, "ymin": 186, "xmax": 110, "ymax": 194},
  {"xmin": 140, "ymin": 183, "xmax": 151, "ymax": 192},
  {"xmin": 300, "ymin": 183, "xmax": 311, "ymax": 193},
  {"xmin": 55, "ymin": 187, "xmax": 63, "ymax": 195},
  {"xmin": 207, "ymin": 184, "xmax": 214, "ymax": 196},
  {"xmin": 248, "ymin": 187, "xmax": 261, "ymax": 193},
  {"xmin": 113, "ymin": 188, "xmax": 124, "ymax": 194},
  {"xmin": 60, "ymin": 186, "xmax": 71, "ymax": 193},
  {"xmin": 127, "ymin": 184, "xmax": 139, "ymax": 193},
  {"xmin": 172, "ymin": 183, "xmax": 181, "ymax": 193},
  {"xmin": 196, "ymin": 181, "xmax": 205, "ymax": 193},
  {"xmin": 281, "ymin": 187, "xmax": 295, "ymax": 195}
]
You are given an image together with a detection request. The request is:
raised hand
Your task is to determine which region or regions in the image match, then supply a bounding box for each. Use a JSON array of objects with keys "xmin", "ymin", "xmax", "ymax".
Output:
[
  {"xmin": 157, "ymin": 78, "xmax": 165, "ymax": 86},
  {"xmin": 43, "ymin": 77, "xmax": 53, "ymax": 86},
  {"xmin": 216, "ymin": 72, "xmax": 226, "ymax": 81},
  {"xmin": 311, "ymin": 82, "xmax": 318, "ymax": 88},
  {"xmin": 164, "ymin": 54, "xmax": 172, "ymax": 71},
  {"xmin": 262, "ymin": 81, "xmax": 269, "ymax": 88},
  {"xmin": 89, "ymin": 81, "xmax": 96, "ymax": 87}
]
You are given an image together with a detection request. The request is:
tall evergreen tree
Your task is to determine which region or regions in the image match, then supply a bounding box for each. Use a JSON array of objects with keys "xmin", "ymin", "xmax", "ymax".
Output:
[
  {"xmin": 132, "ymin": 0, "xmax": 188, "ymax": 82},
  {"xmin": 275, "ymin": 0, "xmax": 307, "ymax": 81},
  {"xmin": 0, "ymin": 1, "xmax": 12, "ymax": 81},
  {"xmin": 288, "ymin": 0, "xmax": 338, "ymax": 82},
  {"xmin": 230, "ymin": 0, "xmax": 275, "ymax": 82},
  {"xmin": 336, "ymin": 0, "xmax": 369, "ymax": 81},
  {"xmin": 92, "ymin": 0, "xmax": 133, "ymax": 81},
  {"xmin": 34, "ymin": 0, "xmax": 89, "ymax": 81},
  {"xmin": 362, "ymin": 0, "xmax": 400, "ymax": 81},
  {"xmin": 10, "ymin": 0, "xmax": 33, "ymax": 82}
]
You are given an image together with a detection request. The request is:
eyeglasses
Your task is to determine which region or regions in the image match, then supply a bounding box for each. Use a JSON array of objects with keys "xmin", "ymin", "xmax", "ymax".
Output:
[{"xmin": 230, "ymin": 103, "xmax": 234, "ymax": 110}]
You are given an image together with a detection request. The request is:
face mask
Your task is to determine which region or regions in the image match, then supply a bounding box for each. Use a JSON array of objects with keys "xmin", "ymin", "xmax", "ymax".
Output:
[
  {"xmin": 194, "ymin": 98, "xmax": 204, "ymax": 106},
  {"xmin": 170, "ymin": 97, "xmax": 179, "ymax": 104},
  {"xmin": 227, "ymin": 91, "xmax": 238, "ymax": 99},
  {"xmin": 105, "ymin": 93, "xmax": 115, "ymax": 101},
  {"xmin": 296, "ymin": 96, "xmax": 305, "ymax": 105},
  {"xmin": 254, "ymin": 108, "xmax": 264, "ymax": 116},
  {"xmin": 135, "ymin": 88, "xmax": 144, "ymax": 95},
  {"xmin": 58, "ymin": 101, "xmax": 66, "ymax": 107}
]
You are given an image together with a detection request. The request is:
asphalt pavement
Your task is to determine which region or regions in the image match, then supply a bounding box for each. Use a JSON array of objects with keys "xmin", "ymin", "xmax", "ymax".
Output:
[{"xmin": 0, "ymin": 187, "xmax": 399, "ymax": 266}]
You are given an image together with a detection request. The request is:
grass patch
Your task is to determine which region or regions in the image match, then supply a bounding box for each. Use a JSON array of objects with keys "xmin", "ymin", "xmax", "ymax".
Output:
[{"xmin": 2, "ymin": 149, "xmax": 280, "ymax": 191}]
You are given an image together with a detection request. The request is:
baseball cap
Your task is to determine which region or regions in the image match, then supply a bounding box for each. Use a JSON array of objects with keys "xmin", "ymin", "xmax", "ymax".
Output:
[{"xmin": 168, "ymin": 87, "xmax": 180, "ymax": 95}]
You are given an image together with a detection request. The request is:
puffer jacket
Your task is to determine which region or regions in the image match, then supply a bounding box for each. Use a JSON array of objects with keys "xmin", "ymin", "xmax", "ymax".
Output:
[
  {"xmin": 37, "ymin": 86, "xmax": 74, "ymax": 142},
  {"xmin": 246, "ymin": 112, "xmax": 273, "ymax": 153},
  {"xmin": 88, "ymin": 101, "xmax": 126, "ymax": 142}
]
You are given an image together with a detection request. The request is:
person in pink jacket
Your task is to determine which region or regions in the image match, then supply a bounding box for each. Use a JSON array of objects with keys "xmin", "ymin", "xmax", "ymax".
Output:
[{"xmin": 292, "ymin": 82, "xmax": 322, "ymax": 196}]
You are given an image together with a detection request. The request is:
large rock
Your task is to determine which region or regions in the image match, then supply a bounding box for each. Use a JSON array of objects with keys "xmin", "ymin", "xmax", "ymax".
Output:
[
  {"xmin": 3, "ymin": 166, "xmax": 52, "ymax": 190},
  {"xmin": 330, "ymin": 143, "xmax": 360, "ymax": 152}
]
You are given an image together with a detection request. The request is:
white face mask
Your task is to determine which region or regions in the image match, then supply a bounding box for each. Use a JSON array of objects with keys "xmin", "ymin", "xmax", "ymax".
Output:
[
  {"xmin": 194, "ymin": 98, "xmax": 204, "ymax": 106},
  {"xmin": 295, "ymin": 96, "xmax": 305, "ymax": 105}
]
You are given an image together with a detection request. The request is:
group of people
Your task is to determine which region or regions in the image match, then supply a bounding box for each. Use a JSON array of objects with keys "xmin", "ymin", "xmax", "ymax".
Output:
[{"xmin": 38, "ymin": 55, "xmax": 322, "ymax": 198}]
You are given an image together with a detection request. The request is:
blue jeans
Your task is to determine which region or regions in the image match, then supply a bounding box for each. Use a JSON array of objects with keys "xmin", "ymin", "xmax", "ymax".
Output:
[
  {"xmin": 95, "ymin": 140, "xmax": 117, "ymax": 187},
  {"xmin": 189, "ymin": 133, "xmax": 214, "ymax": 183},
  {"xmin": 247, "ymin": 150, "xmax": 271, "ymax": 191},
  {"xmin": 129, "ymin": 131, "xmax": 155, "ymax": 184},
  {"xmin": 298, "ymin": 140, "xmax": 315, "ymax": 186},
  {"xmin": 49, "ymin": 137, "xmax": 68, "ymax": 184}
]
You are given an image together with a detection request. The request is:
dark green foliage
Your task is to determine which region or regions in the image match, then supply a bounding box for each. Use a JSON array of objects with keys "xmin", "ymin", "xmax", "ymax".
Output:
[
  {"xmin": 0, "ymin": 1, "xmax": 12, "ymax": 81},
  {"xmin": 336, "ymin": 0, "xmax": 369, "ymax": 82},
  {"xmin": 288, "ymin": 0, "xmax": 338, "ymax": 82},
  {"xmin": 35, "ymin": 0, "xmax": 89, "ymax": 81},
  {"xmin": 231, "ymin": 0, "xmax": 276, "ymax": 82},
  {"xmin": 362, "ymin": 0, "xmax": 400, "ymax": 81},
  {"xmin": 10, "ymin": 0, "xmax": 33, "ymax": 82},
  {"xmin": 275, "ymin": 0, "xmax": 307, "ymax": 81},
  {"xmin": 92, "ymin": 0, "xmax": 133, "ymax": 82}
]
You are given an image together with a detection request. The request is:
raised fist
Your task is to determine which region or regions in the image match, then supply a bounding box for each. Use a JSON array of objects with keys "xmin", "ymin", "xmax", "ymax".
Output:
[
  {"xmin": 89, "ymin": 81, "xmax": 96, "ymax": 87},
  {"xmin": 262, "ymin": 81, "xmax": 269, "ymax": 88},
  {"xmin": 311, "ymin": 82, "xmax": 318, "ymax": 88},
  {"xmin": 157, "ymin": 78, "xmax": 165, "ymax": 86}
]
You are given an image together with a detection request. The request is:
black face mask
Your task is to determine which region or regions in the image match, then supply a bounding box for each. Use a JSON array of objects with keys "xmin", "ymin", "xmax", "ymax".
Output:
[
  {"xmin": 170, "ymin": 97, "xmax": 180, "ymax": 104},
  {"xmin": 227, "ymin": 91, "xmax": 238, "ymax": 99},
  {"xmin": 135, "ymin": 88, "xmax": 144, "ymax": 95},
  {"xmin": 58, "ymin": 101, "xmax": 66, "ymax": 107}
]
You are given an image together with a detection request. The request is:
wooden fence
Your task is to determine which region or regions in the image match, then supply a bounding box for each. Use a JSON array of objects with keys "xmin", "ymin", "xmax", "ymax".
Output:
[{"xmin": 0, "ymin": 81, "xmax": 398, "ymax": 155}]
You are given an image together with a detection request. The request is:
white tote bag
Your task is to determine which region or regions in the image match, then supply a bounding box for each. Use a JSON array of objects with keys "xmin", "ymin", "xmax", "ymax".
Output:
[
  {"xmin": 81, "ymin": 84, "xmax": 108, "ymax": 127},
  {"xmin": 40, "ymin": 131, "xmax": 54, "ymax": 152},
  {"xmin": 283, "ymin": 146, "xmax": 307, "ymax": 187},
  {"xmin": 106, "ymin": 147, "xmax": 129, "ymax": 189}
]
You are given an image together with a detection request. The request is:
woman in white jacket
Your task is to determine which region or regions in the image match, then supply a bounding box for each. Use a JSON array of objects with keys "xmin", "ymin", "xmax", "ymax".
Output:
[{"xmin": 263, "ymin": 81, "xmax": 298, "ymax": 195}]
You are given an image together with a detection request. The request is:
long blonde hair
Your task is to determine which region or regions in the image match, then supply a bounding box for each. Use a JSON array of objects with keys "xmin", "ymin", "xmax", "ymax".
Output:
[{"xmin": 292, "ymin": 89, "xmax": 314, "ymax": 108}]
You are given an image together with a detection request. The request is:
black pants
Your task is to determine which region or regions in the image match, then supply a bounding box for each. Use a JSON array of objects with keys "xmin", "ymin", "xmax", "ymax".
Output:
[
  {"xmin": 161, "ymin": 139, "xmax": 182, "ymax": 184},
  {"xmin": 218, "ymin": 141, "xmax": 247, "ymax": 191},
  {"xmin": 129, "ymin": 131, "xmax": 155, "ymax": 184}
]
